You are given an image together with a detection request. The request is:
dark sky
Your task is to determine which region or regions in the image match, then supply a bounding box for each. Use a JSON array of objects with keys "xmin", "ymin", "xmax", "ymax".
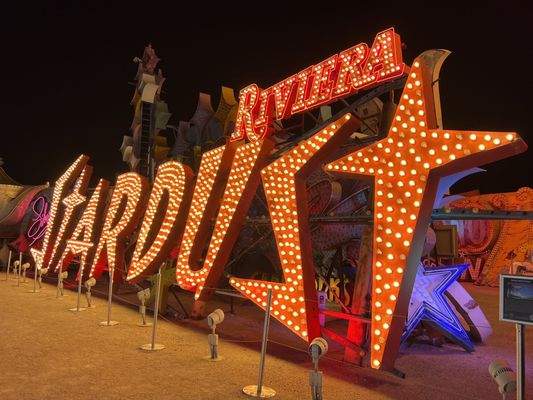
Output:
[{"xmin": 1, "ymin": 2, "xmax": 531, "ymax": 194}]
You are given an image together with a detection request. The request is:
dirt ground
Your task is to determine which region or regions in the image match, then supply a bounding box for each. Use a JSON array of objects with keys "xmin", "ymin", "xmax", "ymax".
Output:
[{"xmin": 0, "ymin": 274, "xmax": 531, "ymax": 400}]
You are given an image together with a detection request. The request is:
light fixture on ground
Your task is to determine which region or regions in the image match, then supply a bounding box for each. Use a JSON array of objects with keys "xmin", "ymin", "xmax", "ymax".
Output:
[
  {"xmin": 308, "ymin": 337, "xmax": 328, "ymax": 400},
  {"xmin": 84, "ymin": 278, "xmax": 96, "ymax": 308},
  {"xmin": 243, "ymin": 288, "xmax": 276, "ymax": 398},
  {"xmin": 204, "ymin": 309, "xmax": 224, "ymax": 361},
  {"xmin": 140, "ymin": 265, "xmax": 164, "ymax": 351},
  {"xmin": 21, "ymin": 263, "xmax": 30, "ymax": 283},
  {"xmin": 56, "ymin": 271, "xmax": 68, "ymax": 297},
  {"xmin": 137, "ymin": 288, "xmax": 152, "ymax": 327},
  {"xmin": 12, "ymin": 260, "xmax": 20, "ymax": 285},
  {"xmin": 39, "ymin": 268, "xmax": 48, "ymax": 289},
  {"xmin": 489, "ymin": 359, "xmax": 516, "ymax": 399}
]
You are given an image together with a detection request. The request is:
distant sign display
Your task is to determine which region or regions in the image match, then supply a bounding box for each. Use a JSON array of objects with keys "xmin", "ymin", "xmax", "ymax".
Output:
[{"xmin": 500, "ymin": 274, "xmax": 533, "ymax": 325}]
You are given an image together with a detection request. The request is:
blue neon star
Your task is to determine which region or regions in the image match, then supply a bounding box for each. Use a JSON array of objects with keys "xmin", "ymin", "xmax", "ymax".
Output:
[{"xmin": 402, "ymin": 263, "xmax": 474, "ymax": 352}]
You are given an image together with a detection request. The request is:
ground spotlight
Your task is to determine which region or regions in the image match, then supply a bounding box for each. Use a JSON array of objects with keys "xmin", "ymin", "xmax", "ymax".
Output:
[
  {"xmin": 38, "ymin": 268, "xmax": 48, "ymax": 289},
  {"xmin": 308, "ymin": 337, "xmax": 328, "ymax": 400},
  {"xmin": 137, "ymin": 288, "xmax": 152, "ymax": 327},
  {"xmin": 84, "ymin": 278, "xmax": 96, "ymax": 308},
  {"xmin": 12, "ymin": 260, "xmax": 19, "ymax": 277},
  {"xmin": 22, "ymin": 263, "xmax": 30, "ymax": 283},
  {"xmin": 489, "ymin": 359, "xmax": 516, "ymax": 398},
  {"xmin": 56, "ymin": 271, "xmax": 68, "ymax": 297},
  {"xmin": 205, "ymin": 309, "xmax": 224, "ymax": 361}
]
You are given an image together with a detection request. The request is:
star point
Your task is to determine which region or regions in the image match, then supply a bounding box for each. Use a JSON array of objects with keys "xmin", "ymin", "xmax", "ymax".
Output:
[
  {"xmin": 326, "ymin": 53, "xmax": 526, "ymax": 369},
  {"xmin": 403, "ymin": 263, "xmax": 473, "ymax": 352}
]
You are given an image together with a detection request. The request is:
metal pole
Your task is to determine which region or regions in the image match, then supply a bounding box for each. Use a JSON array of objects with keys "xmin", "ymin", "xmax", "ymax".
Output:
[
  {"xmin": 77, "ymin": 266, "xmax": 83, "ymax": 310},
  {"xmin": 99, "ymin": 267, "xmax": 118, "ymax": 326},
  {"xmin": 56, "ymin": 269, "xmax": 63, "ymax": 297},
  {"xmin": 140, "ymin": 265, "xmax": 164, "ymax": 350},
  {"xmin": 5, "ymin": 250, "xmax": 11, "ymax": 280},
  {"xmin": 107, "ymin": 269, "xmax": 113, "ymax": 322},
  {"xmin": 33, "ymin": 263, "xmax": 37, "ymax": 291},
  {"xmin": 516, "ymin": 323, "xmax": 525, "ymax": 400},
  {"xmin": 257, "ymin": 289, "xmax": 273, "ymax": 395},
  {"xmin": 69, "ymin": 262, "xmax": 86, "ymax": 311},
  {"xmin": 243, "ymin": 289, "xmax": 276, "ymax": 397},
  {"xmin": 151, "ymin": 267, "xmax": 162, "ymax": 349},
  {"xmin": 17, "ymin": 253, "xmax": 22, "ymax": 286},
  {"xmin": 29, "ymin": 260, "xmax": 39, "ymax": 293}
]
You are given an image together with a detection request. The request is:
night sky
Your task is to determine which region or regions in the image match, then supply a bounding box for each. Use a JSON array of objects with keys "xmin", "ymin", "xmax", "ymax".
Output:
[{"xmin": 2, "ymin": 2, "xmax": 531, "ymax": 194}]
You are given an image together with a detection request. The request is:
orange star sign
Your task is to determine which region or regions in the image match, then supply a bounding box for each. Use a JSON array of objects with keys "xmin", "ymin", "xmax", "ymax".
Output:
[{"xmin": 326, "ymin": 51, "xmax": 527, "ymax": 370}]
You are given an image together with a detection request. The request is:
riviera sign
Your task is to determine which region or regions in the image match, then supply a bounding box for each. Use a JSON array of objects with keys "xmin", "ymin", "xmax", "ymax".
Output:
[
  {"xmin": 29, "ymin": 30, "xmax": 527, "ymax": 371},
  {"xmin": 231, "ymin": 28, "xmax": 406, "ymax": 142}
]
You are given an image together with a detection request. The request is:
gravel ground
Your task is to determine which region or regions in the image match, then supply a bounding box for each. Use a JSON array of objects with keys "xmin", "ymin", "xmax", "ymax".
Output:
[{"xmin": 0, "ymin": 275, "xmax": 531, "ymax": 400}]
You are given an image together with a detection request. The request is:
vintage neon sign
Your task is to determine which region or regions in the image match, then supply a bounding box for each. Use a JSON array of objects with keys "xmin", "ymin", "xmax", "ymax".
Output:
[
  {"xmin": 89, "ymin": 172, "xmax": 149, "ymax": 280},
  {"xmin": 26, "ymin": 196, "xmax": 50, "ymax": 246},
  {"xmin": 30, "ymin": 31, "xmax": 528, "ymax": 372},
  {"xmin": 231, "ymin": 28, "xmax": 406, "ymax": 142},
  {"xmin": 325, "ymin": 53, "xmax": 526, "ymax": 369},
  {"xmin": 61, "ymin": 178, "xmax": 110, "ymax": 280},
  {"xmin": 127, "ymin": 161, "xmax": 193, "ymax": 283},
  {"xmin": 31, "ymin": 154, "xmax": 89, "ymax": 271}
]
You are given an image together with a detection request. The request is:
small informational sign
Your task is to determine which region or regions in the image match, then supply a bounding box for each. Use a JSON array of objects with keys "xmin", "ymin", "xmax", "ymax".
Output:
[{"xmin": 500, "ymin": 274, "xmax": 533, "ymax": 325}]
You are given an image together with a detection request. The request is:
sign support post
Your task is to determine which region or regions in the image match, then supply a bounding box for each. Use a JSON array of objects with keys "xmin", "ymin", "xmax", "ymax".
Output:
[
  {"xmin": 140, "ymin": 265, "xmax": 165, "ymax": 351},
  {"xmin": 243, "ymin": 288, "xmax": 276, "ymax": 398},
  {"xmin": 4, "ymin": 250, "xmax": 11, "ymax": 280},
  {"xmin": 516, "ymin": 323, "xmax": 525, "ymax": 400},
  {"xmin": 99, "ymin": 268, "xmax": 118, "ymax": 326}
]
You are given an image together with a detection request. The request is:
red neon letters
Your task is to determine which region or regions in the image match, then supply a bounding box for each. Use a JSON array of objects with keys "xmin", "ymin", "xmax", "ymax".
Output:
[{"xmin": 231, "ymin": 28, "xmax": 406, "ymax": 142}]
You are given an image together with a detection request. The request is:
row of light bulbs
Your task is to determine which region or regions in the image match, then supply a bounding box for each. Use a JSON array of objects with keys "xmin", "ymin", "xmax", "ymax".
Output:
[{"xmin": 231, "ymin": 28, "xmax": 406, "ymax": 143}]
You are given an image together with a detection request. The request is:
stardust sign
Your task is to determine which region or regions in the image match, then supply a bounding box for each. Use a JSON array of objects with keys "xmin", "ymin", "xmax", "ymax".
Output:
[{"xmin": 30, "ymin": 28, "xmax": 527, "ymax": 371}]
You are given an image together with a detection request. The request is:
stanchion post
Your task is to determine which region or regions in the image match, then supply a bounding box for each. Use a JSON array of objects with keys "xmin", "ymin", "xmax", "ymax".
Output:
[
  {"xmin": 5, "ymin": 250, "xmax": 12, "ymax": 280},
  {"xmin": 28, "ymin": 262, "xmax": 40, "ymax": 293},
  {"xmin": 69, "ymin": 262, "xmax": 86, "ymax": 312},
  {"xmin": 100, "ymin": 267, "xmax": 118, "ymax": 326},
  {"xmin": 17, "ymin": 253, "xmax": 22, "ymax": 286},
  {"xmin": 140, "ymin": 265, "xmax": 164, "ymax": 351},
  {"xmin": 243, "ymin": 288, "xmax": 276, "ymax": 398},
  {"xmin": 56, "ymin": 270, "xmax": 68, "ymax": 298},
  {"xmin": 516, "ymin": 323, "xmax": 525, "ymax": 400},
  {"xmin": 33, "ymin": 263, "xmax": 38, "ymax": 292}
]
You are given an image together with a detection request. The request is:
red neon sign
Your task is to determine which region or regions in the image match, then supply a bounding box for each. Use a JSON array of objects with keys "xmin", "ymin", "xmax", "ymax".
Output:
[
  {"xmin": 231, "ymin": 28, "xmax": 406, "ymax": 142},
  {"xmin": 29, "ymin": 30, "xmax": 528, "ymax": 372}
]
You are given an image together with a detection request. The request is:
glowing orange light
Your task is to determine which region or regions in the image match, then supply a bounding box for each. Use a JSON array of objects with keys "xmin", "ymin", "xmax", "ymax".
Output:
[
  {"xmin": 63, "ymin": 239, "xmax": 94, "ymax": 281},
  {"xmin": 326, "ymin": 55, "xmax": 526, "ymax": 370},
  {"xmin": 231, "ymin": 85, "xmax": 261, "ymax": 142},
  {"xmin": 175, "ymin": 144, "xmax": 237, "ymax": 290},
  {"xmin": 230, "ymin": 28, "xmax": 406, "ymax": 142},
  {"xmin": 231, "ymin": 114, "xmax": 360, "ymax": 341},
  {"xmin": 177, "ymin": 139, "xmax": 274, "ymax": 312},
  {"xmin": 60, "ymin": 178, "xmax": 110, "ymax": 281},
  {"xmin": 35, "ymin": 155, "xmax": 89, "ymax": 271},
  {"xmin": 89, "ymin": 172, "xmax": 149, "ymax": 280},
  {"xmin": 127, "ymin": 161, "xmax": 193, "ymax": 283},
  {"xmin": 51, "ymin": 165, "xmax": 92, "ymax": 272}
]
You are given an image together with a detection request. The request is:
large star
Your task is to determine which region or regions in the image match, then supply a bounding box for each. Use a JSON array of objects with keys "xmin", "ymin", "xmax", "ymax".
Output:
[
  {"xmin": 326, "ymin": 50, "xmax": 526, "ymax": 369},
  {"xmin": 402, "ymin": 262, "xmax": 472, "ymax": 351}
]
